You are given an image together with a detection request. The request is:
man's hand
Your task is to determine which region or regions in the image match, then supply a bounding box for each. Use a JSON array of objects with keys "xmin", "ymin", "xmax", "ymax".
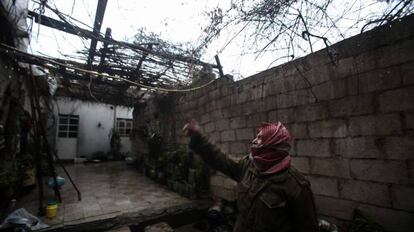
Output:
[{"xmin": 182, "ymin": 119, "xmax": 201, "ymax": 137}]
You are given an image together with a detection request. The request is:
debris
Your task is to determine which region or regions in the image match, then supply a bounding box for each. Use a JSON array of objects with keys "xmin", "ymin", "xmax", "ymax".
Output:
[
  {"xmin": 144, "ymin": 222, "xmax": 174, "ymax": 232},
  {"xmin": 47, "ymin": 176, "xmax": 65, "ymax": 189},
  {"xmin": 46, "ymin": 201, "xmax": 58, "ymax": 219},
  {"xmin": 0, "ymin": 208, "xmax": 48, "ymax": 230},
  {"xmin": 319, "ymin": 219, "xmax": 338, "ymax": 232}
]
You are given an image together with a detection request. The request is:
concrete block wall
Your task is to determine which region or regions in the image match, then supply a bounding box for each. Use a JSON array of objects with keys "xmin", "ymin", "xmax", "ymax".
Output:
[{"xmin": 137, "ymin": 15, "xmax": 414, "ymax": 231}]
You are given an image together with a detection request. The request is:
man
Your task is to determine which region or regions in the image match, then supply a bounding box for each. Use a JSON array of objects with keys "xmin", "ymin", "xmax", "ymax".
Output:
[{"xmin": 183, "ymin": 120, "xmax": 319, "ymax": 232}]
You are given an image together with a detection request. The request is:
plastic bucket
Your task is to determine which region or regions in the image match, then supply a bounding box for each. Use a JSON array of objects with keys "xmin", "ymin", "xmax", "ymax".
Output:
[{"xmin": 46, "ymin": 203, "xmax": 58, "ymax": 219}]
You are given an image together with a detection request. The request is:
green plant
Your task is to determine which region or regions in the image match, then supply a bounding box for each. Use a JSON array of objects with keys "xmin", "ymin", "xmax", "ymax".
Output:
[
  {"xmin": 0, "ymin": 162, "xmax": 19, "ymax": 192},
  {"xmin": 349, "ymin": 209, "xmax": 384, "ymax": 232}
]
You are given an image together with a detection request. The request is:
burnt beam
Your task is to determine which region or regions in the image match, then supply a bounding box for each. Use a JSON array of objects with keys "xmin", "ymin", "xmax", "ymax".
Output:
[
  {"xmin": 27, "ymin": 10, "xmax": 96, "ymax": 39},
  {"xmin": 99, "ymin": 27, "xmax": 112, "ymax": 68},
  {"xmin": 87, "ymin": 0, "xmax": 108, "ymax": 67}
]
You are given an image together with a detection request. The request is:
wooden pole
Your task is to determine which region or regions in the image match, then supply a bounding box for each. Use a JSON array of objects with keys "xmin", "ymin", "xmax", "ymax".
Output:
[{"xmin": 214, "ymin": 55, "xmax": 224, "ymax": 78}]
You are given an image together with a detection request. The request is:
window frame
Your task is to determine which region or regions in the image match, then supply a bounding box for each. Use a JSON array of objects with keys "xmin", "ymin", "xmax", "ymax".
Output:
[
  {"xmin": 116, "ymin": 118, "xmax": 133, "ymax": 137},
  {"xmin": 58, "ymin": 114, "xmax": 79, "ymax": 138}
]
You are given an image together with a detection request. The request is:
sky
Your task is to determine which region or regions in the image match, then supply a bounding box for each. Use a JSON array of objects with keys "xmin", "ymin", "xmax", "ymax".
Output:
[
  {"xmin": 27, "ymin": 0, "xmax": 407, "ymax": 80},
  {"xmin": 28, "ymin": 0, "xmax": 236, "ymax": 76}
]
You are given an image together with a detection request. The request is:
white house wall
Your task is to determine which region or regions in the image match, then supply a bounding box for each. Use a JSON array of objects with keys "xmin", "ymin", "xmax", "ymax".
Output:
[{"xmin": 54, "ymin": 97, "xmax": 133, "ymax": 159}]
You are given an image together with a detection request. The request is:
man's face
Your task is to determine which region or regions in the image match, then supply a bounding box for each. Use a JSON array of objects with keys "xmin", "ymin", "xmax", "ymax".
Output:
[{"xmin": 251, "ymin": 130, "xmax": 263, "ymax": 148}]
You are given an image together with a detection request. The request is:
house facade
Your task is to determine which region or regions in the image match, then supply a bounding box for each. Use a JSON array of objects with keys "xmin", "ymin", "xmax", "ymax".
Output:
[{"xmin": 53, "ymin": 97, "xmax": 134, "ymax": 160}]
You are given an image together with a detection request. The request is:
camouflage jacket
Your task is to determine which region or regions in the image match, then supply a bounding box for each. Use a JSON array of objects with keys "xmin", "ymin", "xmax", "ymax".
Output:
[{"xmin": 189, "ymin": 134, "xmax": 319, "ymax": 232}]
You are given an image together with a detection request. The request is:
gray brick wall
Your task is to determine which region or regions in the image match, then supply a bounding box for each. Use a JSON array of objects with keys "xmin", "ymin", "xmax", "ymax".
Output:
[{"xmin": 135, "ymin": 15, "xmax": 414, "ymax": 231}]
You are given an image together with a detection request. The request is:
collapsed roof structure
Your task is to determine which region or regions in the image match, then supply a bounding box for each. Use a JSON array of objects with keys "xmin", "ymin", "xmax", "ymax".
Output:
[{"xmin": 0, "ymin": 0, "xmax": 223, "ymax": 106}]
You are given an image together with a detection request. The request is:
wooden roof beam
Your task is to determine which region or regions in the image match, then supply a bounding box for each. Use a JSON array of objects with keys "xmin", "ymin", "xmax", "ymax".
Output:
[{"xmin": 87, "ymin": 0, "xmax": 108, "ymax": 67}]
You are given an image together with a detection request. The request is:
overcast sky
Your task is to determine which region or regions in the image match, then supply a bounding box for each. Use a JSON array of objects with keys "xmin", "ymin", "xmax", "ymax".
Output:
[
  {"xmin": 28, "ymin": 0, "xmax": 238, "ymax": 76},
  {"xmin": 27, "ymin": 0, "xmax": 399, "ymax": 80}
]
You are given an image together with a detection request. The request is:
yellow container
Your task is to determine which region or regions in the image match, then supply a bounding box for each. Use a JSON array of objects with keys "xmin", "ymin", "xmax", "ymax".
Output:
[{"xmin": 46, "ymin": 203, "xmax": 58, "ymax": 219}]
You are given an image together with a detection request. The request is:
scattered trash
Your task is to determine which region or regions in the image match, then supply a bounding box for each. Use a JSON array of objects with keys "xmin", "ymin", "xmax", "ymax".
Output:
[
  {"xmin": 46, "ymin": 201, "xmax": 59, "ymax": 219},
  {"xmin": 207, "ymin": 199, "xmax": 236, "ymax": 232},
  {"xmin": 125, "ymin": 156, "xmax": 137, "ymax": 165},
  {"xmin": 319, "ymin": 219, "xmax": 338, "ymax": 232},
  {"xmin": 47, "ymin": 176, "xmax": 65, "ymax": 189},
  {"xmin": 0, "ymin": 208, "xmax": 48, "ymax": 231},
  {"xmin": 144, "ymin": 222, "xmax": 174, "ymax": 232}
]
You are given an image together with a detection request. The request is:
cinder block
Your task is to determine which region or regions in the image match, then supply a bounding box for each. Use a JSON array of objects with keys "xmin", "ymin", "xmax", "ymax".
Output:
[
  {"xmin": 205, "ymin": 101, "xmax": 217, "ymax": 112},
  {"xmin": 236, "ymin": 91, "xmax": 251, "ymax": 104},
  {"xmin": 309, "ymin": 119, "xmax": 348, "ymax": 138},
  {"xmin": 358, "ymin": 67, "xmax": 401, "ymax": 93},
  {"xmin": 339, "ymin": 180, "xmax": 390, "ymax": 207},
  {"xmin": 376, "ymin": 38, "xmax": 414, "ymax": 69},
  {"xmin": 310, "ymin": 158, "xmax": 351, "ymax": 179},
  {"xmin": 198, "ymin": 94, "xmax": 210, "ymax": 105},
  {"xmin": 329, "ymin": 94, "xmax": 375, "ymax": 117},
  {"xmin": 314, "ymin": 195, "xmax": 356, "ymax": 220},
  {"xmin": 290, "ymin": 74, "xmax": 309, "ymax": 90},
  {"xmin": 392, "ymin": 184, "xmax": 414, "ymax": 212},
  {"xmin": 333, "ymin": 137, "xmax": 381, "ymax": 158},
  {"xmin": 306, "ymin": 175, "xmax": 339, "ymax": 197},
  {"xmin": 204, "ymin": 122, "xmax": 215, "ymax": 133},
  {"xmin": 297, "ymin": 139, "xmax": 331, "ymax": 157},
  {"xmin": 332, "ymin": 56, "xmax": 356, "ymax": 80},
  {"xmin": 209, "ymin": 132, "xmax": 220, "ymax": 143},
  {"xmin": 229, "ymin": 116, "xmax": 246, "ymax": 129},
  {"xmin": 383, "ymin": 136, "xmax": 414, "ymax": 160},
  {"xmin": 217, "ymin": 96, "xmax": 232, "ymax": 109},
  {"xmin": 244, "ymin": 100, "xmax": 266, "ymax": 114},
  {"xmin": 410, "ymin": 161, "xmax": 414, "ymax": 184},
  {"xmin": 250, "ymin": 86, "xmax": 265, "ymax": 101},
  {"xmin": 348, "ymin": 76, "xmax": 360, "ymax": 96},
  {"xmin": 379, "ymin": 86, "xmax": 414, "ymax": 112},
  {"xmin": 286, "ymin": 123, "xmax": 308, "ymax": 139},
  {"xmin": 349, "ymin": 114, "xmax": 402, "ymax": 136},
  {"xmin": 221, "ymin": 130, "xmax": 236, "ymax": 142},
  {"xmin": 218, "ymin": 142, "xmax": 229, "ymax": 154},
  {"xmin": 290, "ymin": 139, "xmax": 297, "ymax": 155},
  {"xmin": 245, "ymin": 113, "xmax": 267, "ymax": 127},
  {"xmin": 208, "ymin": 89, "xmax": 221, "ymax": 100},
  {"xmin": 291, "ymin": 157, "xmax": 310, "ymax": 174},
  {"xmin": 312, "ymin": 79, "xmax": 348, "ymax": 101},
  {"xmin": 264, "ymin": 79, "xmax": 281, "ymax": 96},
  {"xmin": 295, "ymin": 102, "xmax": 329, "ymax": 122},
  {"xmin": 406, "ymin": 112, "xmax": 414, "ymax": 130},
  {"xmin": 230, "ymin": 142, "xmax": 247, "ymax": 154},
  {"xmin": 350, "ymin": 159, "xmax": 409, "ymax": 184},
  {"xmin": 276, "ymin": 89, "xmax": 313, "ymax": 108},
  {"xmin": 307, "ymin": 64, "xmax": 332, "ymax": 86},
  {"xmin": 264, "ymin": 95, "xmax": 279, "ymax": 111},
  {"xmin": 400, "ymin": 61, "xmax": 414, "ymax": 85},
  {"xmin": 211, "ymin": 109, "xmax": 224, "ymax": 120},
  {"xmin": 199, "ymin": 114, "xmax": 211, "ymax": 124},
  {"xmin": 236, "ymin": 128, "xmax": 254, "ymax": 140},
  {"xmin": 227, "ymin": 104, "xmax": 243, "ymax": 117},
  {"xmin": 215, "ymin": 119, "xmax": 230, "ymax": 131},
  {"xmin": 357, "ymin": 204, "xmax": 414, "ymax": 232},
  {"xmin": 354, "ymin": 51, "xmax": 377, "ymax": 73},
  {"xmin": 268, "ymin": 108, "xmax": 296, "ymax": 123}
]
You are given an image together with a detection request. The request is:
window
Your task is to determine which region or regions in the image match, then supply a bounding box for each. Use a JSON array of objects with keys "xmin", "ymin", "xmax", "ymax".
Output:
[
  {"xmin": 117, "ymin": 118, "xmax": 133, "ymax": 137},
  {"xmin": 58, "ymin": 114, "xmax": 79, "ymax": 138}
]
